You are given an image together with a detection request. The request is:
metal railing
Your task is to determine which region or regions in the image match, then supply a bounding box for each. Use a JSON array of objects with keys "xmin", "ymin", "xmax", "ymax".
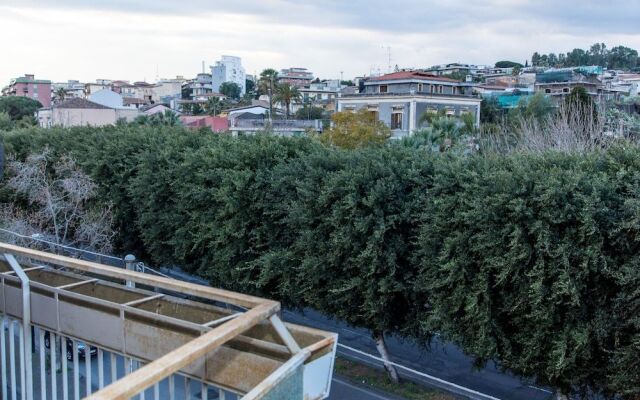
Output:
[
  {"xmin": 230, "ymin": 119, "xmax": 322, "ymax": 131},
  {"xmin": 0, "ymin": 244, "xmax": 337, "ymax": 400}
]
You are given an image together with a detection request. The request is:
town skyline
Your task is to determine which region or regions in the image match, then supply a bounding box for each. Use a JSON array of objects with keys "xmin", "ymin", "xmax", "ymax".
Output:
[{"xmin": 1, "ymin": 0, "xmax": 639, "ymax": 85}]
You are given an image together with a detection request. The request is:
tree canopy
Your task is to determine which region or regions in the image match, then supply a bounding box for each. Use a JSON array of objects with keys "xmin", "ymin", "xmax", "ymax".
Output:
[
  {"xmin": 495, "ymin": 61, "xmax": 524, "ymax": 68},
  {"xmin": 532, "ymin": 43, "xmax": 639, "ymax": 70},
  {"xmin": 321, "ymin": 110, "xmax": 391, "ymax": 149},
  {"xmin": 219, "ymin": 82, "xmax": 241, "ymax": 100},
  {"xmin": 0, "ymin": 96, "xmax": 43, "ymax": 121}
]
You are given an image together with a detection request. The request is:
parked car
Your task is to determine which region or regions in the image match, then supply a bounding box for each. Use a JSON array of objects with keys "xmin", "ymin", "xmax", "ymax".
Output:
[{"xmin": 43, "ymin": 332, "xmax": 97, "ymax": 360}]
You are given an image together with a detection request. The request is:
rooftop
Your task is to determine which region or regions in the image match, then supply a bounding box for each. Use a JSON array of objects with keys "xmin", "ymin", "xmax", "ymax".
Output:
[
  {"xmin": 367, "ymin": 71, "xmax": 463, "ymax": 83},
  {"xmin": 54, "ymin": 98, "xmax": 112, "ymax": 109}
]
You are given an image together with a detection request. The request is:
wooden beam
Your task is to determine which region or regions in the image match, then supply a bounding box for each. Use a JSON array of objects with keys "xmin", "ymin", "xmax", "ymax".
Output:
[
  {"xmin": 0, "ymin": 243, "xmax": 266, "ymax": 308},
  {"xmin": 86, "ymin": 301, "xmax": 280, "ymax": 400},
  {"xmin": 56, "ymin": 278, "xmax": 99, "ymax": 290}
]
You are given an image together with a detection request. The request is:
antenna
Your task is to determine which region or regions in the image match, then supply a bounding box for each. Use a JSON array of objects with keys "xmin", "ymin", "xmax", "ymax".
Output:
[
  {"xmin": 340, "ymin": 71, "xmax": 344, "ymax": 82},
  {"xmin": 202, "ymin": 61, "xmax": 205, "ymax": 74},
  {"xmin": 382, "ymin": 45, "xmax": 391, "ymax": 73}
]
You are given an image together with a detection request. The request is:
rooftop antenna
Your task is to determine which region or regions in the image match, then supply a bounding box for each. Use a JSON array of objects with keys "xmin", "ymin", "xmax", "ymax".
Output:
[
  {"xmin": 382, "ymin": 45, "xmax": 391, "ymax": 73},
  {"xmin": 202, "ymin": 61, "xmax": 205, "ymax": 74},
  {"xmin": 340, "ymin": 71, "xmax": 344, "ymax": 82}
]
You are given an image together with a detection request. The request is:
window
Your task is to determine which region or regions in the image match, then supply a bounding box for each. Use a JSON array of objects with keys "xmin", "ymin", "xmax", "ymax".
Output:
[
  {"xmin": 563, "ymin": 87, "xmax": 569, "ymax": 93},
  {"xmin": 391, "ymin": 112, "xmax": 403, "ymax": 129},
  {"xmin": 379, "ymin": 85, "xmax": 388, "ymax": 93},
  {"xmin": 545, "ymin": 89, "xmax": 551, "ymax": 94},
  {"xmin": 418, "ymin": 83, "xmax": 424, "ymax": 92}
]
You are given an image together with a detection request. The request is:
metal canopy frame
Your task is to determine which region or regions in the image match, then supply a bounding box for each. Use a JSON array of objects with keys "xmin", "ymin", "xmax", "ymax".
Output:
[{"xmin": 0, "ymin": 243, "xmax": 337, "ymax": 400}]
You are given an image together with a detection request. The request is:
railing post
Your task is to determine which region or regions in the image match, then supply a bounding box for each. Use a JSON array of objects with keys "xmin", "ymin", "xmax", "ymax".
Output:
[
  {"xmin": 124, "ymin": 254, "xmax": 136, "ymax": 288},
  {"xmin": 4, "ymin": 253, "xmax": 34, "ymax": 400}
]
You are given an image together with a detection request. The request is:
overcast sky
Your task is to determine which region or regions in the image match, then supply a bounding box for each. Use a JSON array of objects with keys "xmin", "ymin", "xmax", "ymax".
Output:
[{"xmin": 1, "ymin": 0, "xmax": 639, "ymax": 85}]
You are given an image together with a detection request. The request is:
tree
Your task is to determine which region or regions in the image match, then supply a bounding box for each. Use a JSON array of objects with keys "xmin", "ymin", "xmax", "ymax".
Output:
[
  {"xmin": 295, "ymin": 105, "xmax": 325, "ymax": 120},
  {"xmin": 273, "ymin": 83, "xmax": 301, "ymax": 119},
  {"xmin": 0, "ymin": 96, "xmax": 42, "ymax": 121},
  {"xmin": 0, "ymin": 111, "xmax": 14, "ymax": 131},
  {"xmin": 2, "ymin": 150, "xmax": 114, "ymax": 252},
  {"xmin": 480, "ymin": 97, "xmax": 505, "ymax": 124},
  {"xmin": 134, "ymin": 110, "xmax": 182, "ymax": 126},
  {"xmin": 205, "ymin": 97, "xmax": 223, "ymax": 116},
  {"xmin": 55, "ymin": 87, "xmax": 67, "ymax": 102},
  {"xmin": 495, "ymin": 61, "xmax": 524, "ymax": 69},
  {"xmin": 258, "ymin": 69, "xmax": 279, "ymax": 119},
  {"xmin": 219, "ymin": 82, "xmax": 241, "ymax": 100},
  {"xmin": 321, "ymin": 110, "xmax": 391, "ymax": 149},
  {"xmin": 245, "ymin": 79, "xmax": 255, "ymax": 95},
  {"xmin": 531, "ymin": 52, "xmax": 542, "ymax": 67}
]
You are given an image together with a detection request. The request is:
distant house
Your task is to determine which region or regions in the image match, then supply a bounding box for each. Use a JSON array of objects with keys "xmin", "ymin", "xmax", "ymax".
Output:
[
  {"xmin": 534, "ymin": 66, "xmax": 615, "ymax": 103},
  {"xmin": 4, "ymin": 74, "xmax": 52, "ymax": 107},
  {"xmin": 38, "ymin": 98, "xmax": 117, "ymax": 127},
  {"xmin": 88, "ymin": 89, "xmax": 140, "ymax": 121},
  {"xmin": 89, "ymin": 89, "xmax": 126, "ymax": 109},
  {"xmin": 337, "ymin": 71, "xmax": 481, "ymax": 138},
  {"xmin": 141, "ymin": 104, "xmax": 179, "ymax": 116},
  {"xmin": 180, "ymin": 116, "xmax": 228, "ymax": 132},
  {"xmin": 225, "ymin": 105, "xmax": 269, "ymax": 119},
  {"xmin": 278, "ymin": 68, "xmax": 314, "ymax": 87}
]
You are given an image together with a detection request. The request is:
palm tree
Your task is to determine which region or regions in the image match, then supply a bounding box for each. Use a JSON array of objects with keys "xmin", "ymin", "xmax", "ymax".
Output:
[
  {"xmin": 205, "ymin": 97, "xmax": 222, "ymax": 116},
  {"xmin": 55, "ymin": 87, "xmax": 66, "ymax": 103},
  {"xmin": 273, "ymin": 83, "xmax": 301, "ymax": 119},
  {"xmin": 258, "ymin": 69, "xmax": 278, "ymax": 120}
]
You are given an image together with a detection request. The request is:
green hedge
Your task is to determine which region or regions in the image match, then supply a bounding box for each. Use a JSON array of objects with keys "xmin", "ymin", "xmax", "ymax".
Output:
[{"xmin": 1, "ymin": 126, "xmax": 639, "ymax": 397}]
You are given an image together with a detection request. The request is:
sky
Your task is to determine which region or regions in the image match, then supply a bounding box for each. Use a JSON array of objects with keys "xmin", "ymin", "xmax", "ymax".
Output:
[{"xmin": 0, "ymin": 0, "xmax": 639, "ymax": 85}]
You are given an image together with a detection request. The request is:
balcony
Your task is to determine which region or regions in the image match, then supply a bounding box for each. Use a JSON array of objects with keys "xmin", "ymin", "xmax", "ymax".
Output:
[{"xmin": 0, "ymin": 243, "xmax": 337, "ymax": 400}]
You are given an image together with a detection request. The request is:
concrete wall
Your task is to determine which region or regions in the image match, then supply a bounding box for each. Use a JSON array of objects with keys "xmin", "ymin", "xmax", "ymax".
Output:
[
  {"xmin": 51, "ymin": 108, "xmax": 117, "ymax": 127},
  {"xmin": 89, "ymin": 89, "xmax": 124, "ymax": 108}
]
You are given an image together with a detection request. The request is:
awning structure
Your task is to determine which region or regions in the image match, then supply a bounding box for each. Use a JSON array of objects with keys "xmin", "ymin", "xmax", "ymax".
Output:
[{"xmin": 0, "ymin": 243, "xmax": 337, "ymax": 400}]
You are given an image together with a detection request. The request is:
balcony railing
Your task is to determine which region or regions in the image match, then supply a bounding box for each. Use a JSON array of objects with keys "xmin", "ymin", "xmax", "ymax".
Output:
[
  {"xmin": 230, "ymin": 119, "xmax": 322, "ymax": 131},
  {"xmin": 0, "ymin": 243, "xmax": 337, "ymax": 400}
]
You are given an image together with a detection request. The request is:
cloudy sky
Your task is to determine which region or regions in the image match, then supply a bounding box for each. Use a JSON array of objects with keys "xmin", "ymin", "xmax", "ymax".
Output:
[{"xmin": 1, "ymin": 0, "xmax": 639, "ymax": 85}]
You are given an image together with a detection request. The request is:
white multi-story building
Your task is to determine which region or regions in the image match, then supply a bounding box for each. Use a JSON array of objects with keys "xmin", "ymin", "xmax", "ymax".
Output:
[{"xmin": 211, "ymin": 55, "xmax": 246, "ymax": 95}]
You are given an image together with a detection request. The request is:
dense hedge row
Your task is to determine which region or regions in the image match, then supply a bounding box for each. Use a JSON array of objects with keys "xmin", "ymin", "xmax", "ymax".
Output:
[{"xmin": 1, "ymin": 126, "xmax": 639, "ymax": 397}]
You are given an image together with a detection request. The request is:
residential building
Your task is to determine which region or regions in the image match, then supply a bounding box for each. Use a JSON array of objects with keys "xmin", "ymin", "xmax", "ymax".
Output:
[
  {"xmin": 88, "ymin": 89, "xmax": 141, "ymax": 119},
  {"xmin": 337, "ymin": 71, "xmax": 481, "ymax": 138},
  {"xmin": 185, "ymin": 73, "xmax": 213, "ymax": 99},
  {"xmin": 152, "ymin": 76, "xmax": 185, "ymax": 104},
  {"xmin": 85, "ymin": 79, "xmax": 113, "ymax": 96},
  {"xmin": 141, "ymin": 103, "xmax": 180, "ymax": 116},
  {"xmin": 4, "ymin": 74, "xmax": 52, "ymax": 107},
  {"xmin": 534, "ymin": 66, "xmax": 616, "ymax": 103},
  {"xmin": 38, "ymin": 97, "xmax": 139, "ymax": 127},
  {"xmin": 294, "ymin": 80, "xmax": 342, "ymax": 113},
  {"xmin": 211, "ymin": 55, "xmax": 246, "ymax": 95},
  {"xmin": 180, "ymin": 115, "xmax": 228, "ymax": 132},
  {"xmin": 51, "ymin": 80, "xmax": 86, "ymax": 100},
  {"xmin": 278, "ymin": 67, "xmax": 314, "ymax": 87},
  {"xmin": 38, "ymin": 98, "xmax": 117, "ymax": 127}
]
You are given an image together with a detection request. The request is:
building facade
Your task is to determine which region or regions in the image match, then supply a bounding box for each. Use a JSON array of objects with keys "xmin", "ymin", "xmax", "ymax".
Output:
[
  {"xmin": 278, "ymin": 67, "xmax": 314, "ymax": 87},
  {"xmin": 337, "ymin": 71, "xmax": 481, "ymax": 138},
  {"xmin": 211, "ymin": 55, "xmax": 246, "ymax": 95},
  {"xmin": 4, "ymin": 74, "xmax": 52, "ymax": 107}
]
